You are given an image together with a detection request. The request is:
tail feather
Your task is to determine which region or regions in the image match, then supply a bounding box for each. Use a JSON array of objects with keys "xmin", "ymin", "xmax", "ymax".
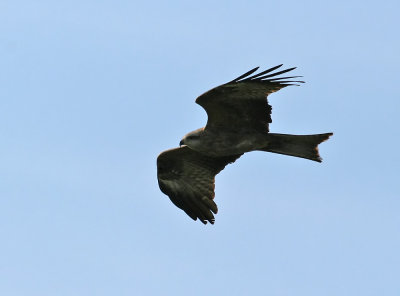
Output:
[{"xmin": 259, "ymin": 133, "xmax": 333, "ymax": 162}]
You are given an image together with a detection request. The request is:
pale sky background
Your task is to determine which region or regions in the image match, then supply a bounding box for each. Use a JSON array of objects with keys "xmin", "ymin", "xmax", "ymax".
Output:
[{"xmin": 1, "ymin": 1, "xmax": 399, "ymax": 295}]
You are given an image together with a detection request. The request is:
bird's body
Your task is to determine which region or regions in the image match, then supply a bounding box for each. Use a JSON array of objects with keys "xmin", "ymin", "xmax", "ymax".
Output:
[
  {"xmin": 182, "ymin": 127, "xmax": 269, "ymax": 157},
  {"xmin": 157, "ymin": 65, "xmax": 333, "ymax": 224}
]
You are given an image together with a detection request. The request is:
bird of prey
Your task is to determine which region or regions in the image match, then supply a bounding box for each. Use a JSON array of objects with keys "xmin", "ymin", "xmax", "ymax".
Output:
[{"xmin": 157, "ymin": 65, "xmax": 332, "ymax": 224}]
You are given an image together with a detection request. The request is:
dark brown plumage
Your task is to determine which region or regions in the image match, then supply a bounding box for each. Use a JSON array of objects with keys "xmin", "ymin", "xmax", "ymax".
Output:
[
  {"xmin": 157, "ymin": 146, "xmax": 242, "ymax": 224},
  {"xmin": 196, "ymin": 64, "xmax": 303, "ymax": 133},
  {"xmin": 157, "ymin": 65, "xmax": 332, "ymax": 224}
]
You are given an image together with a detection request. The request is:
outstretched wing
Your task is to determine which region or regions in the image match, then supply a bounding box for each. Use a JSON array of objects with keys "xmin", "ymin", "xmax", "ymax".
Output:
[
  {"xmin": 157, "ymin": 146, "xmax": 242, "ymax": 224},
  {"xmin": 196, "ymin": 65, "xmax": 304, "ymax": 132}
]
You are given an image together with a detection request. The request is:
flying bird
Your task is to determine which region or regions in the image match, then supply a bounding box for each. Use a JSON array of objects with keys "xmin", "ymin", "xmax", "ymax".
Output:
[{"xmin": 157, "ymin": 65, "xmax": 332, "ymax": 224}]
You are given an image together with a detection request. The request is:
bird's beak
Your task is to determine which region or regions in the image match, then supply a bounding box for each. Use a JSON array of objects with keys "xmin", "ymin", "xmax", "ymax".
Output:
[{"xmin": 179, "ymin": 140, "xmax": 184, "ymax": 147}]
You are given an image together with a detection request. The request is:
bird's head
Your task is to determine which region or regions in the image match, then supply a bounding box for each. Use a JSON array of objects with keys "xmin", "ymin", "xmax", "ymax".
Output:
[{"xmin": 180, "ymin": 128, "xmax": 204, "ymax": 148}]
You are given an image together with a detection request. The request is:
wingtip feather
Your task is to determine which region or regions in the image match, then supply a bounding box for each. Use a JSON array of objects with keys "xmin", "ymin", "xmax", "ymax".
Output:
[
  {"xmin": 227, "ymin": 66, "xmax": 260, "ymax": 83},
  {"xmin": 227, "ymin": 65, "xmax": 302, "ymax": 85},
  {"xmin": 245, "ymin": 64, "xmax": 284, "ymax": 80}
]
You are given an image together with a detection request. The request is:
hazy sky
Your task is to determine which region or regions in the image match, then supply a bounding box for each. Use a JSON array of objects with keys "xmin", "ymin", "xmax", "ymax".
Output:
[{"xmin": 1, "ymin": 1, "xmax": 399, "ymax": 295}]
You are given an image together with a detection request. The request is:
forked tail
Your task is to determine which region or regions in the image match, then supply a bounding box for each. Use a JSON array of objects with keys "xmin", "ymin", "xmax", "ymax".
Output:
[{"xmin": 259, "ymin": 133, "xmax": 333, "ymax": 162}]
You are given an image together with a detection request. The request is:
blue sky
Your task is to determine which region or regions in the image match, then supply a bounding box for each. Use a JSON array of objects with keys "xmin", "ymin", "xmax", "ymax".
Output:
[{"xmin": 1, "ymin": 1, "xmax": 399, "ymax": 295}]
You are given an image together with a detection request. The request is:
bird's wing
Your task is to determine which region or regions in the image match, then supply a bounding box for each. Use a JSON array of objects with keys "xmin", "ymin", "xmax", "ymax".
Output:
[
  {"xmin": 157, "ymin": 146, "xmax": 242, "ymax": 224},
  {"xmin": 196, "ymin": 65, "xmax": 304, "ymax": 132}
]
